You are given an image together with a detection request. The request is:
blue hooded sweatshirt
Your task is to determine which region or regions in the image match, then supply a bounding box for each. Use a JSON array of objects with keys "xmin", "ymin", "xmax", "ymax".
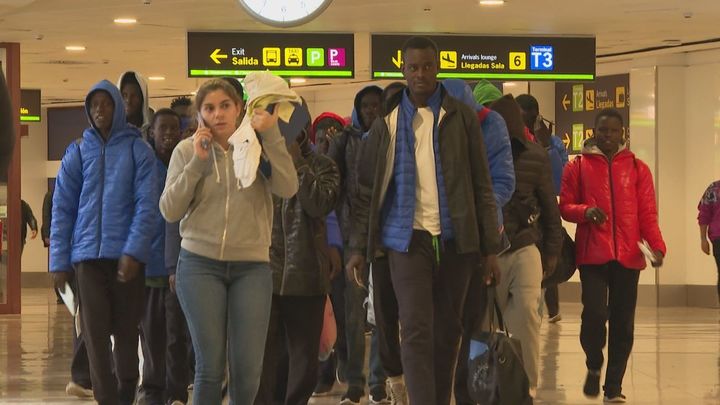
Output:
[
  {"xmin": 442, "ymin": 79, "xmax": 515, "ymax": 224},
  {"xmin": 50, "ymin": 80, "xmax": 159, "ymax": 272}
]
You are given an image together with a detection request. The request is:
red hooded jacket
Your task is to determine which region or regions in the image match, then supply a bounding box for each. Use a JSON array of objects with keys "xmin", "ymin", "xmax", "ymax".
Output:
[{"xmin": 559, "ymin": 142, "xmax": 666, "ymax": 270}]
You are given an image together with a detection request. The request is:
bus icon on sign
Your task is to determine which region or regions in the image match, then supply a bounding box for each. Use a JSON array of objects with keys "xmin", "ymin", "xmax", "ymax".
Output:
[{"xmin": 530, "ymin": 45, "xmax": 554, "ymax": 71}]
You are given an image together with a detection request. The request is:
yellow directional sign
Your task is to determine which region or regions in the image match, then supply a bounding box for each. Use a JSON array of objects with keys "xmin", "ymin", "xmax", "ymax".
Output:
[
  {"xmin": 392, "ymin": 50, "xmax": 402, "ymax": 69},
  {"xmin": 562, "ymin": 94, "xmax": 570, "ymax": 111},
  {"xmin": 263, "ymin": 47, "xmax": 281, "ymax": 66},
  {"xmin": 562, "ymin": 133, "xmax": 571, "ymax": 149},
  {"xmin": 615, "ymin": 86, "xmax": 626, "ymax": 108},
  {"xmin": 210, "ymin": 48, "xmax": 228, "ymax": 64},
  {"xmin": 285, "ymin": 48, "xmax": 303, "ymax": 67},
  {"xmin": 585, "ymin": 89, "xmax": 595, "ymax": 111},
  {"xmin": 585, "ymin": 128, "xmax": 594, "ymax": 140},
  {"xmin": 440, "ymin": 51, "xmax": 457, "ymax": 69}
]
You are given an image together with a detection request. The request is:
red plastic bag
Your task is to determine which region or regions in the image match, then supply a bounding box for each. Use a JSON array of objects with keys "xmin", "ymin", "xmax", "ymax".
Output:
[{"xmin": 318, "ymin": 295, "xmax": 337, "ymax": 361}]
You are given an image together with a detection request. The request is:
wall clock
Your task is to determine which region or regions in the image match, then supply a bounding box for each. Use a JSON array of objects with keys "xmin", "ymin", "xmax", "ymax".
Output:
[{"xmin": 238, "ymin": 0, "xmax": 334, "ymax": 28}]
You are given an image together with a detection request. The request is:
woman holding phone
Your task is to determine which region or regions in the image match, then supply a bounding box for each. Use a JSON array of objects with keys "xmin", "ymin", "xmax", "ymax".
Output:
[{"xmin": 160, "ymin": 78, "xmax": 298, "ymax": 404}]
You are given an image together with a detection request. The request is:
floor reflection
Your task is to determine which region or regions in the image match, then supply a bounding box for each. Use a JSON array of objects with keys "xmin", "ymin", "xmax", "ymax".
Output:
[{"xmin": 0, "ymin": 289, "xmax": 718, "ymax": 404}]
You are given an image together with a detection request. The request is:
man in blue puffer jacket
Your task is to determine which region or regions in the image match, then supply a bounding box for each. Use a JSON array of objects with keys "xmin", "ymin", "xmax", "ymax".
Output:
[{"xmin": 50, "ymin": 80, "xmax": 159, "ymax": 405}]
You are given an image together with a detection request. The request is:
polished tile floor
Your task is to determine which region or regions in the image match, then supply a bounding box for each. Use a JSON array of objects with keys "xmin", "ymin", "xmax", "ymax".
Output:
[{"xmin": 0, "ymin": 289, "xmax": 718, "ymax": 404}]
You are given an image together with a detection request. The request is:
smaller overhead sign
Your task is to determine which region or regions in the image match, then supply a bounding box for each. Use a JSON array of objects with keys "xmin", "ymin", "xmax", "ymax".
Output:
[
  {"xmin": 187, "ymin": 32, "xmax": 354, "ymax": 79},
  {"xmin": 556, "ymin": 74, "xmax": 630, "ymax": 154},
  {"xmin": 371, "ymin": 34, "xmax": 595, "ymax": 81},
  {"xmin": 20, "ymin": 89, "xmax": 41, "ymax": 122}
]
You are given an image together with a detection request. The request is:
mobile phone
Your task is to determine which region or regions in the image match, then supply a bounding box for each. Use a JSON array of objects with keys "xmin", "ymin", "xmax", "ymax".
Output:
[{"xmin": 197, "ymin": 112, "xmax": 210, "ymax": 150}]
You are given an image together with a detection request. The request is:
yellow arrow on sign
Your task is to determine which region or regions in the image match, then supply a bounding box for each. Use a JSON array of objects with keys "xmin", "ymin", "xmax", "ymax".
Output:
[
  {"xmin": 563, "ymin": 133, "xmax": 571, "ymax": 149},
  {"xmin": 210, "ymin": 48, "xmax": 228, "ymax": 64},
  {"xmin": 392, "ymin": 50, "xmax": 402, "ymax": 69},
  {"xmin": 562, "ymin": 94, "xmax": 570, "ymax": 111}
]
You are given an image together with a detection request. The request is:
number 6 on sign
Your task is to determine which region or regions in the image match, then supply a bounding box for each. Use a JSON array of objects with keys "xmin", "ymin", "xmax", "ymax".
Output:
[{"xmin": 509, "ymin": 52, "xmax": 526, "ymax": 70}]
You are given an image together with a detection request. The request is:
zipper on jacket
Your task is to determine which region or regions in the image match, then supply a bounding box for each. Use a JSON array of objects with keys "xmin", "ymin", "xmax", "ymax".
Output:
[
  {"xmin": 219, "ymin": 149, "xmax": 231, "ymax": 259},
  {"xmin": 608, "ymin": 157, "xmax": 618, "ymax": 258},
  {"xmin": 96, "ymin": 144, "xmax": 106, "ymax": 257}
]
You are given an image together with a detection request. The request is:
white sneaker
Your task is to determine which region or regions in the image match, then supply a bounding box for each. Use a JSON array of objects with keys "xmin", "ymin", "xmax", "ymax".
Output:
[
  {"xmin": 169, "ymin": 401, "xmax": 185, "ymax": 405},
  {"xmin": 604, "ymin": 393, "xmax": 627, "ymax": 403},
  {"xmin": 65, "ymin": 381, "xmax": 93, "ymax": 398},
  {"xmin": 548, "ymin": 313, "xmax": 562, "ymax": 323},
  {"xmin": 387, "ymin": 375, "xmax": 408, "ymax": 405}
]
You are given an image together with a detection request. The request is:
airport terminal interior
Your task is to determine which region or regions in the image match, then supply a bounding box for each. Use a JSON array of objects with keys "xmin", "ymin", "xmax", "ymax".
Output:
[{"xmin": 1, "ymin": 0, "xmax": 720, "ymax": 404}]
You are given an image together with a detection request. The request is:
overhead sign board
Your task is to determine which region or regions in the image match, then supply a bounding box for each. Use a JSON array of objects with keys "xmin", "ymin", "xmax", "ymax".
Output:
[
  {"xmin": 555, "ymin": 74, "xmax": 629, "ymax": 154},
  {"xmin": 20, "ymin": 89, "xmax": 41, "ymax": 122},
  {"xmin": 371, "ymin": 34, "xmax": 595, "ymax": 81},
  {"xmin": 187, "ymin": 32, "xmax": 354, "ymax": 79}
]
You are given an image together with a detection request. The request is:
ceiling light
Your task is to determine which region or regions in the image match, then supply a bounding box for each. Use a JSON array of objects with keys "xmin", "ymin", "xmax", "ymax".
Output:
[
  {"xmin": 290, "ymin": 78, "xmax": 307, "ymax": 84},
  {"xmin": 479, "ymin": 0, "xmax": 506, "ymax": 5},
  {"xmin": 148, "ymin": 76, "xmax": 165, "ymax": 81},
  {"xmin": 65, "ymin": 45, "xmax": 86, "ymax": 51},
  {"xmin": 114, "ymin": 17, "xmax": 137, "ymax": 24}
]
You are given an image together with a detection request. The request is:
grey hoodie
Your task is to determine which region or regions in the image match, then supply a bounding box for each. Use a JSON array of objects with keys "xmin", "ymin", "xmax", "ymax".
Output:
[{"xmin": 160, "ymin": 124, "xmax": 298, "ymax": 262}]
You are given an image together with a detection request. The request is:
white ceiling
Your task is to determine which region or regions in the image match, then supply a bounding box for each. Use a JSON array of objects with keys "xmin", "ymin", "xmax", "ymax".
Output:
[{"xmin": 1, "ymin": 0, "xmax": 719, "ymax": 104}]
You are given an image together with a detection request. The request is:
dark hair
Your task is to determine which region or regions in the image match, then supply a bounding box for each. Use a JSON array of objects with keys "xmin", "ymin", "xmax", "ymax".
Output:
[
  {"xmin": 489, "ymin": 95, "xmax": 526, "ymax": 140},
  {"xmin": 150, "ymin": 108, "xmax": 180, "ymax": 129},
  {"xmin": 402, "ymin": 36, "xmax": 438, "ymax": 57},
  {"xmin": 515, "ymin": 94, "xmax": 539, "ymax": 113},
  {"xmin": 195, "ymin": 79, "xmax": 243, "ymax": 108},
  {"xmin": 595, "ymin": 108, "xmax": 624, "ymax": 127},
  {"xmin": 221, "ymin": 77, "xmax": 244, "ymax": 101},
  {"xmin": 170, "ymin": 96, "xmax": 192, "ymax": 110}
]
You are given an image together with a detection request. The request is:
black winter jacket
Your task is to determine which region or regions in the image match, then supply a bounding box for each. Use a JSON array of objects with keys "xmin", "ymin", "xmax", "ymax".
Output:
[
  {"xmin": 349, "ymin": 86, "xmax": 500, "ymax": 259},
  {"xmin": 490, "ymin": 95, "xmax": 562, "ymax": 258},
  {"xmin": 270, "ymin": 151, "xmax": 341, "ymax": 296},
  {"xmin": 327, "ymin": 125, "xmax": 364, "ymax": 244}
]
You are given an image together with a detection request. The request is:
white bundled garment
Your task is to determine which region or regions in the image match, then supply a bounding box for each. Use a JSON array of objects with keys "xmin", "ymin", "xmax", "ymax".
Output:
[{"xmin": 228, "ymin": 72, "xmax": 301, "ymax": 189}]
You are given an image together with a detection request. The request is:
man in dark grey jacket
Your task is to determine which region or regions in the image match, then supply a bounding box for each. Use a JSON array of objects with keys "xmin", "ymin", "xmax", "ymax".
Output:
[
  {"xmin": 346, "ymin": 36, "xmax": 501, "ymax": 405},
  {"xmin": 255, "ymin": 125, "xmax": 340, "ymax": 405}
]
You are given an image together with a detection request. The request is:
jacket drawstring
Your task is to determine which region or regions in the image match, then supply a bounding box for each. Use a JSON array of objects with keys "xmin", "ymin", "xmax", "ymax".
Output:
[{"xmin": 211, "ymin": 144, "xmax": 221, "ymax": 183}]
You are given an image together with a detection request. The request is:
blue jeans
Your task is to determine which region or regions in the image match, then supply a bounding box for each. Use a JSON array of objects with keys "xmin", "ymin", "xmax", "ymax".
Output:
[{"xmin": 175, "ymin": 249, "xmax": 272, "ymax": 405}]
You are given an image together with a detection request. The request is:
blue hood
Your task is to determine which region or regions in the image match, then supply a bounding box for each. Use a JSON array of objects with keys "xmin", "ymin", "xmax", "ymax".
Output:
[
  {"xmin": 442, "ymin": 79, "xmax": 481, "ymax": 112},
  {"xmin": 84, "ymin": 80, "xmax": 134, "ymax": 141},
  {"xmin": 352, "ymin": 85, "xmax": 383, "ymax": 130}
]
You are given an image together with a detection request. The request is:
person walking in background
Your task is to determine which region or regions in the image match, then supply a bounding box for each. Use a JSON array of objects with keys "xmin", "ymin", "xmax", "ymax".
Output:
[
  {"xmin": 560, "ymin": 108, "xmax": 666, "ymax": 403},
  {"xmin": 516, "ymin": 93, "xmax": 569, "ymax": 324},
  {"xmin": 21, "ymin": 199, "xmax": 38, "ymax": 254},
  {"xmin": 160, "ymin": 77, "xmax": 297, "ymax": 404},
  {"xmin": 698, "ymin": 179, "xmax": 720, "ymax": 305},
  {"xmin": 137, "ymin": 108, "xmax": 189, "ymax": 405},
  {"xmin": 255, "ymin": 120, "xmax": 340, "ymax": 405}
]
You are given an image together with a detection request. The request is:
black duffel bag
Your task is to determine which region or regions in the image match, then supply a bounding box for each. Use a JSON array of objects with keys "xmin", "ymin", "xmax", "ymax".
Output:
[{"xmin": 468, "ymin": 288, "xmax": 531, "ymax": 405}]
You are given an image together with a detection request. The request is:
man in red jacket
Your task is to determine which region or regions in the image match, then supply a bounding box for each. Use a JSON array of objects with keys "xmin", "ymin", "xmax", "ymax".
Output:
[{"xmin": 560, "ymin": 108, "xmax": 666, "ymax": 403}]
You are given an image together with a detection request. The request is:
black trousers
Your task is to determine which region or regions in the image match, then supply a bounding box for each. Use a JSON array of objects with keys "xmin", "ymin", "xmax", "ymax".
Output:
[
  {"xmin": 387, "ymin": 231, "xmax": 476, "ymax": 405},
  {"xmin": 316, "ymin": 273, "xmax": 347, "ymax": 386},
  {"xmin": 545, "ymin": 284, "xmax": 560, "ymax": 317},
  {"xmin": 372, "ymin": 255, "xmax": 403, "ymax": 378},
  {"xmin": 579, "ymin": 261, "xmax": 640, "ymax": 394},
  {"xmin": 68, "ymin": 275, "xmax": 93, "ymax": 389},
  {"xmin": 139, "ymin": 286, "xmax": 190, "ymax": 404},
  {"xmin": 75, "ymin": 259, "xmax": 145, "ymax": 405},
  {"xmin": 712, "ymin": 240, "xmax": 720, "ymax": 303},
  {"xmin": 255, "ymin": 294, "xmax": 326, "ymax": 405}
]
